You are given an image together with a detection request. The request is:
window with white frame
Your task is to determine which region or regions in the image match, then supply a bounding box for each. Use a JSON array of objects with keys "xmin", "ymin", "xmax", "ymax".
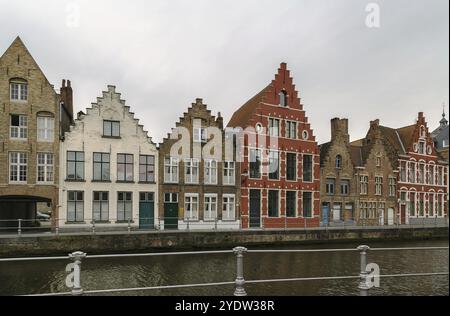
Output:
[
  {"xmin": 436, "ymin": 167, "xmax": 443, "ymax": 185},
  {"xmin": 437, "ymin": 194, "xmax": 443, "ymax": 217},
  {"xmin": 269, "ymin": 118, "xmax": 280, "ymax": 137},
  {"xmin": 222, "ymin": 194, "xmax": 235, "ymax": 220},
  {"xmin": 360, "ymin": 202, "xmax": 368, "ymax": 219},
  {"xmin": 223, "ymin": 161, "xmax": 235, "ymax": 185},
  {"xmin": 184, "ymin": 194, "xmax": 199, "ymax": 220},
  {"xmin": 268, "ymin": 190, "xmax": 279, "ymax": 217},
  {"xmin": 67, "ymin": 151, "xmax": 85, "ymax": 181},
  {"xmin": 184, "ymin": 159, "xmax": 199, "ymax": 184},
  {"xmin": 340, "ymin": 180, "xmax": 350, "ymax": 195},
  {"xmin": 103, "ymin": 120, "xmax": 120, "ymax": 137},
  {"xmin": 164, "ymin": 157, "xmax": 179, "ymax": 183},
  {"xmin": 428, "ymin": 193, "xmax": 435, "ymax": 217},
  {"xmin": 418, "ymin": 141, "xmax": 425, "ymax": 155},
  {"xmin": 9, "ymin": 152, "xmax": 27, "ymax": 183},
  {"xmin": 360, "ymin": 175, "xmax": 368, "ymax": 195},
  {"xmin": 93, "ymin": 191, "xmax": 109, "ymax": 222},
  {"xmin": 302, "ymin": 155, "xmax": 313, "ymax": 182},
  {"xmin": 418, "ymin": 164, "xmax": 425, "ymax": 184},
  {"xmin": 335, "ymin": 155, "xmax": 342, "ymax": 169},
  {"xmin": 279, "ymin": 91, "xmax": 288, "ymax": 107},
  {"xmin": 409, "ymin": 162, "xmax": 416, "ymax": 183},
  {"xmin": 10, "ymin": 81, "xmax": 27, "ymax": 101},
  {"xmin": 268, "ymin": 150, "xmax": 279, "ymax": 180},
  {"xmin": 286, "ymin": 121, "xmax": 297, "ymax": 139},
  {"xmin": 10, "ymin": 115, "xmax": 27, "ymax": 140},
  {"xmin": 409, "ymin": 192, "xmax": 416, "ymax": 217},
  {"xmin": 67, "ymin": 191, "xmax": 84, "ymax": 222},
  {"xmin": 326, "ymin": 178, "xmax": 335, "ymax": 195},
  {"xmin": 193, "ymin": 128, "xmax": 207, "ymax": 143},
  {"xmin": 37, "ymin": 153, "xmax": 53, "ymax": 183},
  {"xmin": 204, "ymin": 160, "xmax": 218, "ymax": 185},
  {"xmin": 302, "ymin": 192, "xmax": 313, "ymax": 218},
  {"xmin": 249, "ymin": 149, "xmax": 262, "ymax": 179},
  {"xmin": 375, "ymin": 176, "xmax": 383, "ymax": 195},
  {"xmin": 204, "ymin": 194, "xmax": 218, "ymax": 220},
  {"xmin": 389, "ymin": 177, "xmax": 396, "ymax": 197},
  {"xmin": 400, "ymin": 161, "xmax": 407, "ymax": 182},
  {"xmin": 117, "ymin": 192, "xmax": 132, "ymax": 221},
  {"xmin": 37, "ymin": 116, "xmax": 54, "ymax": 142},
  {"xmin": 286, "ymin": 191, "xmax": 297, "ymax": 218}
]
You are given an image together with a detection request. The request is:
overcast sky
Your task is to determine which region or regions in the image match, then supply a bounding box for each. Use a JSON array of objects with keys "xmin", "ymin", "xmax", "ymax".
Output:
[{"xmin": 0, "ymin": 0, "xmax": 448, "ymax": 144}]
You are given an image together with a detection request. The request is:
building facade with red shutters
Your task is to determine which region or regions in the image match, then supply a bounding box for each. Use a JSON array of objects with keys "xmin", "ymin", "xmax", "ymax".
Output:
[{"xmin": 227, "ymin": 63, "xmax": 320, "ymax": 229}]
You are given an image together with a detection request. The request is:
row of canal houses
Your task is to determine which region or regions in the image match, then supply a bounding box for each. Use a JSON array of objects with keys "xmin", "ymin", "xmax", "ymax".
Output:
[{"xmin": 0, "ymin": 37, "xmax": 448, "ymax": 231}]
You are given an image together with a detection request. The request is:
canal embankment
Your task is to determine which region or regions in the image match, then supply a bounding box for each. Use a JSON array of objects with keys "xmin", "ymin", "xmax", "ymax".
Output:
[{"xmin": 0, "ymin": 226, "xmax": 448, "ymax": 257}]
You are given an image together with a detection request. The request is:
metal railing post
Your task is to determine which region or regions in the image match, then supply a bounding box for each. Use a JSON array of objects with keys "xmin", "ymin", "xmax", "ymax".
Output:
[
  {"xmin": 68, "ymin": 251, "xmax": 87, "ymax": 296},
  {"xmin": 18, "ymin": 219, "xmax": 22, "ymax": 237},
  {"xmin": 284, "ymin": 216, "xmax": 287, "ymax": 231},
  {"xmin": 187, "ymin": 217, "xmax": 190, "ymax": 231},
  {"xmin": 233, "ymin": 246, "xmax": 248, "ymax": 296},
  {"xmin": 128, "ymin": 218, "xmax": 131, "ymax": 233},
  {"xmin": 215, "ymin": 217, "xmax": 218, "ymax": 231},
  {"xmin": 358, "ymin": 245, "xmax": 370, "ymax": 296},
  {"xmin": 91, "ymin": 219, "xmax": 96, "ymax": 235}
]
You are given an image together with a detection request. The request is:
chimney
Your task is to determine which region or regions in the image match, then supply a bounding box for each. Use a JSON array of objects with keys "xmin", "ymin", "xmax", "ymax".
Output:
[
  {"xmin": 217, "ymin": 112, "xmax": 224, "ymax": 129},
  {"xmin": 330, "ymin": 118, "xmax": 349, "ymax": 143},
  {"xmin": 60, "ymin": 79, "xmax": 73, "ymax": 122}
]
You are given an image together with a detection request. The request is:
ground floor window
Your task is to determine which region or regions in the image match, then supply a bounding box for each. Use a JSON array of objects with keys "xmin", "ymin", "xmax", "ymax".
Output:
[
  {"xmin": 67, "ymin": 191, "xmax": 84, "ymax": 222},
  {"xmin": 93, "ymin": 191, "xmax": 109, "ymax": 222},
  {"xmin": 222, "ymin": 194, "xmax": 235, "ymax": 220},
  {"xmin": 302, "ymin": 192, "xmax": 313, "ymax": 218},
  {"xmin": 117, "ymin": 192, "xmax": 132, "ymax": 221},
  {"xmin": 204, "ymin": 194, "xmax": 217, "ymax": 220},
  {"xmin": 185, "ymin": 194, "xmax": 199, "ymax": 220},
  {"xmin": 268, "ymin": 190, "xmax": 279, "ymax": 217},
  {"xmin": 286, "ymin": 191, "xmax": 296, "ymax": 218}
]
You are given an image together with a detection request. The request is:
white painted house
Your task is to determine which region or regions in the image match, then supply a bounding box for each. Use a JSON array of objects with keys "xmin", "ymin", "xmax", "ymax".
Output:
[{"xmin": 58, "ymin": 86, "xmax": 158, "ymax": 231}]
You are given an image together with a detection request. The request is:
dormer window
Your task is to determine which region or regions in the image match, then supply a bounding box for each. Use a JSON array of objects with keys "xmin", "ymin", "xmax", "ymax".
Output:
[
  {"xmin": 10, "ymin": 79, "xmax": 28, "ymax": 101},
  {"xmin": 279, "ymin": 91, "xmax": 288, "ymax": 107},
  {"xmin": 103, "ymin": 120, "xmax": 120, "ymax": 137},
  {"xmin": 418, "ymin": 141, "xmax": 425, "ymax": 155}
]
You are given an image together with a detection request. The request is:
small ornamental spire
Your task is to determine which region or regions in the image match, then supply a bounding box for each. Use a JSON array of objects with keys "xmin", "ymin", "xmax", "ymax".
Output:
[{"xmin": 440, "ymin": 102, "xmax": 448, "ymax": 127}]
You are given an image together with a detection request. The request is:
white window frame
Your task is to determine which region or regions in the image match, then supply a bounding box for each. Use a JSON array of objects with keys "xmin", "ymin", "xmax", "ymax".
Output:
[
  {"xmin": 360, "ymin": 175, "xmax": 369, "ymax": 195},
  {"xmin": 10, "ymin": 82, "xmax": 28, "ymax": 101},
  {"xmin": 10, "ymin": 115, "xmax": 28, "ymax": 140},
  {"xmin": 9, "ymin": 152, "xmax": 27, "ymax": 183},
  {"xmin": 193, "ymin": 128, "xmax": 207, "ymax": 143},
  {"xmin": 204, "ymin": 160, "xmax": 218, "ymax": 185},
  {"xmin": 222, "ymin": 194, "xmax": 236, "ymax": 221},
  {"xmin": 37, "ymin": 116, "xmax": 55, "ymax": 142},
  {"xmin": 375, "ymin": 176, "xmax": 383, "ymax": 196},
  {"xmin": 285, "ymin": 120, "xmax": 297, "ymax": 139},
  {"xmin": 223, "ymin": 161, "xmax": 235, "ymax": 185},
  {"xmin": 204, "ymin": 194, "xmax": 218, "ymax": 221},
  {"xmin": 184, "ymin": 193, "xmax": 199, "ymax": 220},
  {"xmin": 37, "ymin": 153, "xmax": 54, "ymax": 184},
  {"xmin": 268, "ymin": 118, "xmax": 280, "ymax": 137},
  {"xmin": 184, "ymin": 158, "xmax": 199, "ymax": 184},
  {"xmin": 389, "ymin": 177, "xmax": 396, "ymax": 197},
  {"xmin": 164, "ymin": 157, "xmax": 179, "ymax": 183},
  {"xmin": 67, "ymin": 191, "xmax": 84, "ymax": 223}
]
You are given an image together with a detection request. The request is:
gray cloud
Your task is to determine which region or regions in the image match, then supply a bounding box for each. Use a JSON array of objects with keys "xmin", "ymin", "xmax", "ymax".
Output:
[{"xmin": 0, "ymin": 0, "xmax": 448, "ymax": 144}]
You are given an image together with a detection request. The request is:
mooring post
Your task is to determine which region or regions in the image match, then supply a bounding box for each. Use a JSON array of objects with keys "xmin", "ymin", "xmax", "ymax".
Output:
[
  {"xmin": 68, "ymin": 251, "xmax": 87, "ymax": 296},
  {"xmin": 233, "ymin": 246, "xmax": 248, "ymax": 296},
  {"xmin": 17, "ymin": 219, "xmax": 22, "ymax": 237},
  {"xmin": 358, "ymin": 245, "xmax": 370, "ymax": 296}
]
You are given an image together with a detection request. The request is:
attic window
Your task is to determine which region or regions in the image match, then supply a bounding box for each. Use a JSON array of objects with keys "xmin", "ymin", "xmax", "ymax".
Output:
[
  {"xmin": 279, "ymin": 91, "xmax": 288, "ymax": 107},
  {"xmin": 420, "ymin": 126, "xmax": 426, "ymax": 138},
  {"xmin": 10, "ymin": 78, "xmax": 28, "ymax": 101},
  {"xmin": 103, "ymin": 120, "xmax": 120, "ymax": 137},
  {"xmin": 335, "ymin": 155, "xmax": 342, "ymax": 169}
]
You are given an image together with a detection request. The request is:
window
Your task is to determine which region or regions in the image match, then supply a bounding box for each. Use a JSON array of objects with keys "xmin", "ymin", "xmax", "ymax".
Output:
[
  {"xmin": 67, "ymin": 191, "xmax": 84, "ymax": 222},
  {"xmin": 268, "ymin": 190, "xmax": 279, "ymax": 217},
  {"xmin": 67, "ymin": 151, "xmax": 85, "ymax": 180},
  {"xmin": 376, "ymin": 157, "xmax": 381, "ymax": 167},
  {"xmin": 286, "ymin": 153, "xmax": 297, "ymax": 181},
  {"xmin": 279, "ymin": 91, "xmax": 288, "ymax": 107},
  {"xmin": 193, "ymin": 128, "xmax": 207, "ymax": 143},
  {"xmin": 418, "ymin": 141, "xmax": 425, "ymax": 155},
  {"xmin": 302, "ymin": 192, "xmax": 313, "ymax": 218},
  {"xmin": 409, "ymin": 162, "xmax": 416, "ymax": 183},
  {"xmin": 419, "ymin": 198, "xmax": 424, "ymax": 217},
  {"xmin": 204, "ymin": 160, "xmax": 218, "ymax": 185},
  {"xmin": 223, "ymin": 161, "xmax": 235, "ymax": 185},
  {"xmin": 286, "ymin": 121, "xmax": 297, "ymax": 139},
  {"xmin": 437, "ymin": 195, "xmax": 443, "ymax": 217},
  {"xmin": 326, "ymin": 178, "xmax": 335, "ymax": 195},
  {"xmin": 286, "ymin": 191, "xmax": 297, "ymax": 218},
  {"xmin": 9, "ymin": 152, "xmax": 27, "ymax": 183},
  {"xmin": 340, "ymin": 180, "xmax": 350, "ymax": 195},
  {"xmin": 164, "ymin": 157, "xmax": 179, "ymax": 183},
  {"xmin": 429, "ymin": 194, "xmax": 434, "ymax": 217},
  {"xmin": 400, "ymin": 191, "xmax": 407, "ymax": 202},
  {"xmin": 400, "ymin": 161, "xmax": 407, "ymax": 182},
  {"xmin": 418, "ymin": 164, "xmax": 425, "ymax": 184},
  {"xmin": 93, "ymin": 153, "xmax": 110, "ymax": 181},
  {"xmin": 37, "ymin": 153, "xmax": 53, "ymax": 183},
  {"xmin": 269, "ymin": 118, "xmax": 280, "ymax": 137},
  {"xmin": 268, "ymin": 150, "xmax": 279, "ymax": 180},
  {"xmin": 409, "ymin": 192, "xmax": 416, "ymax": 217},
  {"xmin": 255, "ymin": 123, "xmax": 263, "ymax": 134},
  {"xmin": 164, "ymin": 193, "xmax": 178, "ymax": 203},
  {"xmin": 204, "ymin": 194, "xmax": 218, "ymax": 220},
  {"xmin": 302, "ymin": 155, "xmax": 313, "ymax": 182},
  {"xmin": 375, "ymin": 177, "xmax": 383, "ymax": 195},
  {"xmin": 360, "ymin": 202, "xmax": 368, "ymax": 219},
  {"xmin": 139, "ymin": 155, "xmax": 155, "ymax": 182},
  {"xmin": 185, "ymin": 194, "xmax": 199, "ymax": 220},
  {"xmin": 360, "ymin": 175, "xmax": 368, "ymax": 195},
  {"xmin": 184, "ymin": 159, "xmax": 199, "ymax": 184},
  {"xmin": 93, "ymin": 192, "xmax": 109, "ymax": 222},
  {"xmin": 302, "ymin": 130, "xmax": 309, "ymax": 140},
  {"xmin": 429, "ymin": 165, "xmax": 434, "ymax": 185},
  {"xmin": 117, "ymin": 154, "xmax": 134, "ymax": 182},
  {"xmin": 335, "ymin": 155, "xmax": 342, "ymax": 169},
  {"xmin": 37, "ymin": 116, "xmax": 54, "ymax": 142},
  {"xmin": 10, "ymin": 115, "xmax": 27, "ymax": 139},
  {"xmin": 389, "ymin": 178, "xmax": 396, "ymax": 197},
  {"xmin": 103, "ymin": 120, "xmax": 120, "ymax": 137},
  {"xmin": 436, "ymin": 167, "xmax": 443, "ymax": 185},
  {"xmin": 222, "ymin": 195, "xmax": 235, "ymax": 220},
  {"xmin": 117, "ymin": 192, "xmax": 132, "ymax": 221},
  {"xmin": 249, "ymin": 149, "xmax": 262, "ymax": 179},
  {"xmin": 10, "ymin": 82, "xmax": 27, "ymax": 101}
]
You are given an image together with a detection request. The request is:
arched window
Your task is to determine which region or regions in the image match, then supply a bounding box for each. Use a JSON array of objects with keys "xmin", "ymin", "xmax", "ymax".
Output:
[
  {"xmin": 37, "ymin": 112, "xmax": 55, "ymax": 142},
  {"xmin": 9, "ymin": 78, "xmax": 28, "ymax": 101},
  {"xmin": 279, "ymin": 91, "xmax": 288, "ymax": 107},
  {"xmin": 420, "ymin": 126, "xmax": 426, "ymax": 138},
  {"xmin": 335, "ymin": 155, "xmax": 342, "ymax": 169}
]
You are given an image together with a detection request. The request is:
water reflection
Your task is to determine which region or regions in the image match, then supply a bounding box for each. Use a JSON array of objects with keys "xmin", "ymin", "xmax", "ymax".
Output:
[{"xmin": 0, "ymin": 240, "xmax": 448, "ymax": 296}]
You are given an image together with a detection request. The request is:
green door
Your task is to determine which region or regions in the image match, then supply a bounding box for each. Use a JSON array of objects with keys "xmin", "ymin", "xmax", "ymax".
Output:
[
  {"xmin": 164, "ymin": 193, "xmax": 178, "ymax": 230},
  {"xmin": 139, "ymin": 192, "xmax": 154, "ymax": 229}
]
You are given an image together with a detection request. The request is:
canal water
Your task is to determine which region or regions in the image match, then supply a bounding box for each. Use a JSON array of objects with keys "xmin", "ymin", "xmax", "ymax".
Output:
[{"xmin": 0, "ymin": 239, "xmax": 448, "ymax": 296}]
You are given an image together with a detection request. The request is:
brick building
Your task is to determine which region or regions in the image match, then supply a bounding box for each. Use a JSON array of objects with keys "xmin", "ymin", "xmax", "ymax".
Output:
[
  {"xmin": 319, "ymin": 118, "xmax": 358, "ymax": 225},
  {"xmin": 227, "ymin": 63, "xmax": 320, "ymax": 229},
  {"xmin": 0, "ymin": 37, "xmax": 72, "ymax": 227},
  {"xmin": 158, "ymin": 98, "xmax": 241, "ymax": 230}
]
